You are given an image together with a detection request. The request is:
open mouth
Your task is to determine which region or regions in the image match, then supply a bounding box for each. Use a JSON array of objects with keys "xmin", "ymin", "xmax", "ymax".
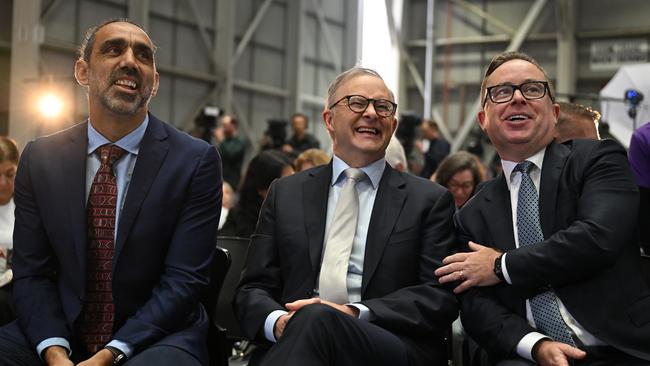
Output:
[
  {"xmin": 114, "ymin": 79, "xmax": 138, "ymax": 90},
  {"xmin": 505, "ymin": 114, "xmax": 531, "ymax": 122},
  {"xmin": 356, "ymin": 127, "xmax": 379, "ymax": 135}
]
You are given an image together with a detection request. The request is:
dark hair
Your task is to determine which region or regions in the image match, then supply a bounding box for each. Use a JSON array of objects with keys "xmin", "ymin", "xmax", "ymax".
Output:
[
  {"xmin": 220, "ymin": 150, "xmax": 293, "ymax": 237},
  {"xmin": 435, "ymin": 151, "xmax": 485, "ymax": 192},
  {"xmin": 480, "ymin": 51, "xmax": 555, "ymax": 105},
  {"xmin": 423, "ymin": 119, "xmax": 439, "ymax": 131},
  {"xmin": 0, "ymin": 137, "xmax": 19, "ymax": 165},
  {"xmin": 78, "ymin": 18, "xmax": 154, "ymax": 62},
  {"xmin": 291, "ymin": 113, "xmax": 309, "ymax": 127}
]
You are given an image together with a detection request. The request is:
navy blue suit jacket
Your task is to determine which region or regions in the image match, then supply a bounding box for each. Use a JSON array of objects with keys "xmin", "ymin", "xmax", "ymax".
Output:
[{"xmin": 12, "ymin": 115, "xmax": 222, "ymax": 363}]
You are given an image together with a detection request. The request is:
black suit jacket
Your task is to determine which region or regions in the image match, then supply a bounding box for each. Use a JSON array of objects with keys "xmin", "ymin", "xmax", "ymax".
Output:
[
  {"xmin": 456, "ymin": 139, "xmax": 650, "ymax": 361},
  {"xmin": 234, "ymin": 162, "xmax": 458, "ymax": 366},
  {"xmin": 12, "ymin": 115, "xmax": 222, "ymax": 363}
]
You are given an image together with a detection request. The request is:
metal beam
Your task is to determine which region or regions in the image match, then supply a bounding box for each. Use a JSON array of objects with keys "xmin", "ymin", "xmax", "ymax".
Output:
[
  {"xmin": 285, "ymin": 0, "xmax": 305, "ymax": 116},
  {"xmin": 183, "ymin": 0, "xmax": 217, "ymax": 69},
  {"xmin": 232, "ymin": 0, "xmax": 273, "ymax": 64},
  {"xmin": 451, "ymin": 0, "xmax": 548, "ymax": 153},
  {"xmin": 423, "ymin": 0, "xmax": 436, "ymax": 119},
  {"xmin": 555, "ymin": 0, "xmax": 577, "ymax": 101},
  {"xmin": 449, "ymin": 0, "xmax": 515, "ymax": 35},
  {"xmin": 41, "ymin": 0, "xmax": 62, "ymax": 21},
  {"xmin": 215, "ymin": 0, "xmax": 234, "ymax": 112},
  {"xmin": 128, "ymin": 0, "xmax": 150, "ymax": 30},
  {"xmin": 311, "ymin": 0, "xmax": 342, "ymax": 72}
]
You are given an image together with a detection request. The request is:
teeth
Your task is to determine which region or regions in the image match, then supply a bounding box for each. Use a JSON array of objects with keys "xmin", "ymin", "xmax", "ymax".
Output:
[
  {"xmin": 508, "ymin": 114, "xmax": 528, "ymax": 121},
  {"xmin": 357, "ymin": 127, "xmax": 378, "ymax": 134},
  {"xmin": 115, "ymin": 79, "xmax": 137, "ymax": 89}
]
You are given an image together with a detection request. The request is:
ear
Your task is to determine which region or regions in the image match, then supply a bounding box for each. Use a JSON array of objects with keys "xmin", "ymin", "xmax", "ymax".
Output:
[
  {"xmin": 74, "ymin": 59, "xmax": 89, "ymax": 87},
  {"xmin": 477, "ymin": 110, "xmax": 487, "ymax": 131},
  {"xmin": 323, "ymin": 108, "xmax": 335, "ymax": 136},
  {"xmin": 390, "ymin": 116, "xmax": 398, "ymax": 136},
  {"xmin": 552, "ymin": 103, "xmax": 560, "ymax": 123},
  {"xmin": 151, "ymin": 71, "xmax": 160, "ymax": 97}
]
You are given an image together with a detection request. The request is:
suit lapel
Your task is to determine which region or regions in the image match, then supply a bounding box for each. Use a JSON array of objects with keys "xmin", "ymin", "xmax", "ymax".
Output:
[
  {"xmin": 539, "ymin": 142, "xmax": 568, "ymax": 239},
  {"xmin": 361, "ymin": 165, "xmax": 406, "ymax": 294},
  {"xmin": 304, "ymin": 164, "xmax": 332, "ymax": 272},
  {"xmin": 114, "ymin": 115, "xmax": 169, "ymax": 260},
  {"xmin": 61, "ymin": 123, "xmax": 90, "ymax": 273},
  {"xmin": 482, "ymin": 174, "xmax": 517, "ymax": 251}
]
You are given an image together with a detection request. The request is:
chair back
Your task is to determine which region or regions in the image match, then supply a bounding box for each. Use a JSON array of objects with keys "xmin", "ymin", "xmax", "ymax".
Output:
[
  {"xmin": 215, "ymin": 236, "xmax": 250, "ymax": 340},
  {"xmin": 206, "ymin": 245, "xmax": 231, "ymax": 366}
]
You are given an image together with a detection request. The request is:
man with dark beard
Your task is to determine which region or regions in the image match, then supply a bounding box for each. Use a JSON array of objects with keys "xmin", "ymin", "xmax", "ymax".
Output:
[{"xmin": 0, "ymin": 19, "xmax": 222, "ymax": 366}]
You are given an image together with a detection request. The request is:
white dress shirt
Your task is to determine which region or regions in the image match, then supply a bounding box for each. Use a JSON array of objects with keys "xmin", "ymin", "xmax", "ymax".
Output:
[{"xmin": 500, "ymin": 147, "xmax": 605, "ymax": 362}]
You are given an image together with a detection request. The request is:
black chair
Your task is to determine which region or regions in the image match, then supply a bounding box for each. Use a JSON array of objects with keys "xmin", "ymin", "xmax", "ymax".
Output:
[
  {"xmin": 215, "ymin": 236, "xmax": 251, "ymax": 361},
  {"xmin": 204, "ymin": 245, "xmax": 231, "ymax": 366}
]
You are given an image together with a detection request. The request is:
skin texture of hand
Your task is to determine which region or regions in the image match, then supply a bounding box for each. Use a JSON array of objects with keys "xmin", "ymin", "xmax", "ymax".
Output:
[
  {"xmin": 76, "ymin": 348, "xmax": 114, "ymax": 366},
  {"xmin": 533, "ymin": 339, "xmax": 586, "ymax": 366},
  {"xmin": 434, "ymin": 241, "xmax": 502, "ymax": 294},
  {"xmin": 274, "ymin": 297, "xmax": 361, "ymax": 339},
  {"xmin": 43, "ymin": 346, "xmax": 74, "ymax": 366}
]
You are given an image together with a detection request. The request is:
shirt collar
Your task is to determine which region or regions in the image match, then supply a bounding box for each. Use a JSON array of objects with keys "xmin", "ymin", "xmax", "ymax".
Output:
[
  {"xmin": 87, "ymin": 114, "xmax": 149, "ymax": 156},
  {"xmin": 501, "ymin": 146, "xmax": 546, "ymax": 191},
  {"xmin": 331, "ymin": 155, "xmax": 386, "ymax": 190}
]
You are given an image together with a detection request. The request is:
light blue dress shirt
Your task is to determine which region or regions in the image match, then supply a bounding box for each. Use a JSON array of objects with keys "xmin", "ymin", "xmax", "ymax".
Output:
[
  {"xmin": 263, "ymin": 155, "xmax": 386, "ymax": 342},
  {"xmin": 36, "ymin": 116, "xmax": 148, "ymax": 360}
]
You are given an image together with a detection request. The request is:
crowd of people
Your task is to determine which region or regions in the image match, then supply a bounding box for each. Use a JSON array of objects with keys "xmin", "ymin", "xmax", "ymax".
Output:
[{"xmin": 0, "ymin": 18, "xmax": 648, "ymax": 366}]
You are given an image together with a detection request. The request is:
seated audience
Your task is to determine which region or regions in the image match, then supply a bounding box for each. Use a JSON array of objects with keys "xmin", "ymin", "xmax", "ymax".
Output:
[
  {"xmin": 436, "ymin": 51, "xmax": 650, "ymax": 365},
  {"xmin": 555, "ymin": 102, "xmax": 600, "ymax": 143},
  {"xmin": 235, "ymin": 67, "xmax": 458, "ymax": 366},
  {"xmin": 293, "ymin": 148, "xmax": 330, "ymax": 172},
  {"xmin": 219, "ymin": 150, "xmax": 294, "ymax": 238},
  {"xmin": 282, "ymin": 113, "xmax": 320, "ymax": 157},
  {"xmin": 433, "ymin": 151, "xmax": 486, "ymax": 208},
  {"xmin": 0, "ymin": 137, "xmax": 18, "ymax": 326},
  {"xmin": 420, "ymin": 118, "xmax": 450, "ymax": 179}
]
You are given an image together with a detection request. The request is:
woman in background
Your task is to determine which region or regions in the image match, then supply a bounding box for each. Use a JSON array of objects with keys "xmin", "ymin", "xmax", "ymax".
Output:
[
  {"xmin": 219, "ymin": 150, "xmax": 294, "ymax": 238},
  {"xmin": 433, "ymin": 151, "xmax": 486, "ymax": 209},
  {"xmin": 293, "ymin": 148, "xmax": 330, "ymax": 172},
  {"xmin": 0, "ymin": 137, "xmax": 19, "ymax": 325}
]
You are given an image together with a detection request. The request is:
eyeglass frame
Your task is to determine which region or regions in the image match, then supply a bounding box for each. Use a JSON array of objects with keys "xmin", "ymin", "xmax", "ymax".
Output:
[
  {"xmin": 482, "ymin": 80, "xmax": 554, "ymax": 106},
  {"xmin": 328, "ymin": 95, "xmax": 398, "ymax": 117}
]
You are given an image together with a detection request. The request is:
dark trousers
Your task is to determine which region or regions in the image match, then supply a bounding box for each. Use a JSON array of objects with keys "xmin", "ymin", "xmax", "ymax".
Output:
[
  {"xmin": 495, "ymin": 345, "xmax": 650, "ymax": 366},
  {"xmin": 260, "ymin": 303, "xmax": 410, "ymax": 366},
  {"xmin": 0, "ymin": 321, "xmax": 201, "ymax": 366}
]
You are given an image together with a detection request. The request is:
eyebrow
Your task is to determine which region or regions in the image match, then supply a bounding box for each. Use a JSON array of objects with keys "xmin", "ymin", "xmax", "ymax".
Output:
[
  {"xmin": 99, "ymin": 38, "xmax": 155, "ymax": 54},
  {"xmin": 490, "ymin": 79, "xmax": 544, "ymax": 87}
]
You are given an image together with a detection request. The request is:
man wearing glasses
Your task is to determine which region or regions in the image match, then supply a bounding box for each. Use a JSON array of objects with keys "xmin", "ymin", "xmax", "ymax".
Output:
[
  {"xmin": 435, "ymin": 51, "xmax": 650, "ymax": 365},
  {"xmin": 235, "ymin": 67, "xmax": 458, "ymax": 366}
]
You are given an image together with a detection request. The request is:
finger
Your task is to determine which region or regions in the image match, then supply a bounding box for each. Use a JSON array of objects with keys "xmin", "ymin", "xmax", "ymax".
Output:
[
  {"xmin": 285, "ymin": 297, "xmax": 320, "ymax": 310},
  {"xmin": 468, "ymin": 241, "xmax": 485, "ymax": 251},
  {"xmin": 453, "ymin": 279, "xmax": 473, "ymax": 294},
  {"xmin": 434, "ymin": 263, "xmax": 462, "ymax": 277},
  {"xmin": 442, "ymin": 253, "xmax": 468, "ymax": 265},
  {"xmin": 559, "ymin": 344, "xmax": 587, "ymax": 359},
  {"xmin": 438, "ymin": 272, "xmax": 461, "ymax": 284}
]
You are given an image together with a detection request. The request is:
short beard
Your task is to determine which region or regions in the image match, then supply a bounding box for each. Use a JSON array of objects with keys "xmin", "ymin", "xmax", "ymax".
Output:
[{"xmin": 99, "ymin": 87, "xmax": 153, "ymax": 115}]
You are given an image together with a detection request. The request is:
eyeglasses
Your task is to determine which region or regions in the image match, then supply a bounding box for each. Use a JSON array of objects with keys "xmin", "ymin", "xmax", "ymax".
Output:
[
  {"xmin": 483, "ymin": 81, "xmax": 552, "ymax": 106},
  {"xmin": 329, "ymin": 95, "xmax": 397, "ymax": 118},
  {"xmin": 448, "ymin": 181, "xmax": 474, "ymax": 191}
]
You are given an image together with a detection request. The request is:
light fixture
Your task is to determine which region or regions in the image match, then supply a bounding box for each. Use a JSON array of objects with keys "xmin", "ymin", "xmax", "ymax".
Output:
[{"xmin": 37, "ymin": 93, "xmax": 64, "ymax": 119}]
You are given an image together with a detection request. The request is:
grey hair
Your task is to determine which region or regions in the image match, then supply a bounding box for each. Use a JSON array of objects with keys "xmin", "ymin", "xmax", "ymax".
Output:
[{"xmin": 326, "ymin": 67, "xmax": 395, "ymax": 108}]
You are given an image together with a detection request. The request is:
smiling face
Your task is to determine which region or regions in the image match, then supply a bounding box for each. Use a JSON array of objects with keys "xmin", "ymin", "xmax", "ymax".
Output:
[
  {"xmin": 75, "ymin": 22, "xmax": 159, "ymax": 120},
  {"xmin": 323, "ymin": 74, "xmax": 397, "ymax": 167},
  {"xmin": 478, "ymin": 59, "xmax": 559, "ymax": 162}
]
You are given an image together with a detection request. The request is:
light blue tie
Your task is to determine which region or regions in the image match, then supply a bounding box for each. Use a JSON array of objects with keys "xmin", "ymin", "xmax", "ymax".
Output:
[{"xmin": 515, "ymin": 161, "xmax": 576, "ymax": 346}]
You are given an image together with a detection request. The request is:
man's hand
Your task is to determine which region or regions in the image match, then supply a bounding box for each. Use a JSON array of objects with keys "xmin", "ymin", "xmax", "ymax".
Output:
[
  {"xmin": 434, "ymin": 241, "xmax": 502, "ymax": 293},
  {"xmin": 533, "ymin": 339, "xmax": 586, "ymax": 366},
  {"xmin": 77, "ymin": 348, "xmax": 115, "ymax": 366},
  {"xmin": 319, "ymin": 299, "xmax": 360, "ymax": 318},
  {"xmin": 275, "ymin": 297, "xmax": 361, "ymax": 339},
  {"xmin": 43, "ymin": 346, "xmax": 73, "ymax": 366},
  {"xmin": 273, "ymin": 312, "xmax": 294, "ymax": 340}
]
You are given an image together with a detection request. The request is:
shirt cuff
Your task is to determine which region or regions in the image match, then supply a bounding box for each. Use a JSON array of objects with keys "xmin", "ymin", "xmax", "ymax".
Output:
[
  {"xmin": 517, "ymin": 332, "xmax": 548, "ymax": 362},
  {"xmin": 502, "ymin": 252, "xmax": 512, "ymax": 284},
  {"xmin": 347, "ymin": 303, "xmax": 371, "ymax": 320},
  {"xmin": 264, "ymin": 309, "xmax": 289, "ymax": 343},
  {"xmin": 36, "ymin": 337, "xmax": 71, "ymax": 360},
  {"xmin": 107, "ymin": 339, "xmax": 133, "ymax": 359}
]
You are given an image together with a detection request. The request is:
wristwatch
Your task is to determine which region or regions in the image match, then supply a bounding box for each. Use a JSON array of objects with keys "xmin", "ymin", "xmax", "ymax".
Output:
[
  {"xmin": 104, "ymin": 346, "xmax": 127, "ymax": 366},
  {"xmin": 493, "ymin": 253, "xmax": 505, "ymax": 281}
]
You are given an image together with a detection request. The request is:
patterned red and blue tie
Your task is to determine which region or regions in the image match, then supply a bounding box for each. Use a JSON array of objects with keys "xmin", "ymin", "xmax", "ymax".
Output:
[{"xmin": 77, "ymin": 144, "xmax": 125, "ymax": 354}]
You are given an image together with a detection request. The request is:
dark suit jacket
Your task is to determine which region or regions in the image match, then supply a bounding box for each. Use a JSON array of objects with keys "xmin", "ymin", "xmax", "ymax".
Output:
[
  {"xmin": 456, "ymin": 139, "xmax": 650, "ymax": 361},
  {"xmin": 12, "ymin": 115, "xmax": 222, "ymax": 363},
  {"xmin": 234, "ymin": 162, "xmax": 459, "ymax": 366}
]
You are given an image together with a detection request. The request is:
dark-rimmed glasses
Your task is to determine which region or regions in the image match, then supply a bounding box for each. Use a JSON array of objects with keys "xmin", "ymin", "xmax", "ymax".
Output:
[
  {"xmin": 329, "ymin": 95, "xmax": 397, "ymax": 118},
  {"xmin": 483, "ymin": 81, "xmax": 552, "ymax": 106}
]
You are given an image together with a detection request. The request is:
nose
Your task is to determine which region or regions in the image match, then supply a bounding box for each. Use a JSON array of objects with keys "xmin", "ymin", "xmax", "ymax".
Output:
[
  {"xmin": 511, "ymin": 88, "xmax": 527, "ymax": 103},
  {"xmin": 119, "ymin": 48, "xmax": 138, "ymax": 68},
  {"xmin": 363, "ymin": 101, "xmax": 378, "ymax": 118}
]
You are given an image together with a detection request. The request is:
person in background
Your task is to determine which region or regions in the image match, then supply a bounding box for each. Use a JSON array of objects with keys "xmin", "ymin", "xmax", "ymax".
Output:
[
  {"xmin": 385, "ymin": 136, "xmax": 408, "ymax": 173},
  {"xmin": 293, "ymin": 148, "xmax": 330, "ymax": 172},
  {"xmin": 219, "ymin": 182, "xmax": 236, "ymax": 230},
  {"xmin": 420, "ymin": 119, "xmax": 450, "ymax": 179},
  {"xmin": 282, "ymin": 113, "xmax": 320, "ymax": 157},
  {"xmin": 629, "ymin": 120, "xmax": 650, "ymax": 254},
  {"xmin": 0, "ymin": 137, "xmax": 18, "ymax": 326},
  {"xmin": 219, "ymin": 150, "xmax": 294, "ymax": 238},
  {"xmin": 215, "ymin": 114, "xmax": 246, "ymax": 189},
  {"xmin": 555, "ymin": 102, "xmax": 600, "ymax": 143},
  {"xmin": 433, "ymin": 151, "xmax": 486, "ymax": 208}
]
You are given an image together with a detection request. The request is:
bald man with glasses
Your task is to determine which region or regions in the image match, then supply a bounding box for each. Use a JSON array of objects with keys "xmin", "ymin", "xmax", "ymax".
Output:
[
  {"xmin": 235, "ymin": 67, "xmax": 458, "ymax": 366},
  {"xmin": 435, "ymin": 51, "xmax": 650, "ymax": 365}
]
